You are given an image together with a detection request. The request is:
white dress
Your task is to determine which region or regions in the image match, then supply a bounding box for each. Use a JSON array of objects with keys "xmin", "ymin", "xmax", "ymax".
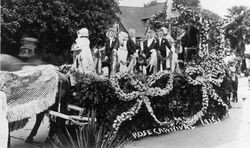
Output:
[
  {"xmin": 73, "ymin": 37, "xmax": 95, "ymax": 73},
  {"xmin": 0, "ymin": 91, "xmax": 8, "ymax": 148},
  {"xmin": 117, "ymin": 44, "xmax": 128, "ymax": 72}
]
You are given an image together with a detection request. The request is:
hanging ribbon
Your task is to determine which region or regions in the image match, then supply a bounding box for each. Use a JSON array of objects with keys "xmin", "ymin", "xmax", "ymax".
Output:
[{"xmin": 147, "ymin": 49, "xmax": 158, "ymax": 72}]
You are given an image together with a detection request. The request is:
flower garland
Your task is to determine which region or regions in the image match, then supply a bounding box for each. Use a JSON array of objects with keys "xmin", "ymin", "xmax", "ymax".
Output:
[
  {"xmin": 110, "ymin": 71, "xmax": 174, "ymax": 134},
  {"xmin": 182, "ymin": 85, "xmax": 209, "ymax": 126},
  {"xmin": 109, "ymin": 64, "xmax": 228, "ymax": 136},
  {"xmin": 184, "ymin": 66, "xmax": 205, "ymax": 85},
  {"xmin": 109, "ymin": 73, "xmax": 142, "ymax": 101},
  {"xmin": 112, "ymin": 99, "xmax": 143, "ymax": 136},
  {"xmin": 143, "ymin": 96, "xmax": 173, "ymax": 126},
  {"xmin": 208, "ymin": 88, "xmax": 229, "ymax": 111},
  {"xmin": 110, "ymin": 71, "xmax": 173, "ymax": 101},
  {"xmin": 200, "ymin": 54, "xmax": 226, "ymax": 86},
  {"xmin": 181, "ymin": 66, "xmax": 210, "ymax": 125},
  {"xmin": 146, "ymin": 70, "xmax": 174, "ymax": 97},
  {"xmin": 182, "ymin": 64, "xmax": 228, "ymax": 126}
]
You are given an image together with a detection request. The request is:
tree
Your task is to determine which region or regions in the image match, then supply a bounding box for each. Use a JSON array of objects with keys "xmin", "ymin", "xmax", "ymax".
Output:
[
  {"xmin": 147, "ymin": 0, "xmax": 225, "ymax": 54},
  {"xmin": 224, "ymin": 6, "xmax": 250, "ymax": 56},
  {"xmin": 1, "ymin": 0, "xmax": 119, "ymax": 63},
  {"xmin": 144, "ymin": 0, "xmax": 158, "ymax": 7},
  {"xmin": 173, "ymin": 0, "xmax": 200, "ymax": 8},
  {"xmin": 225, "ymin": 5, "xmax": 247, "ymax": 18}
]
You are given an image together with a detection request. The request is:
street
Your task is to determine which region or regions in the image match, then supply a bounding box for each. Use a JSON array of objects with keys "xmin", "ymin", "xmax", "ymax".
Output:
[{"xmin": 11, "ymin": 77, "xmax": 250, "ymax": 148}]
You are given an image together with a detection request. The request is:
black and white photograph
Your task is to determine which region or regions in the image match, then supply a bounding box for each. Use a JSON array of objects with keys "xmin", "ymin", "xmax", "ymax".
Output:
[{"xmin": 0, "ymin": 0, "xmax": 250, "ymax": 147}]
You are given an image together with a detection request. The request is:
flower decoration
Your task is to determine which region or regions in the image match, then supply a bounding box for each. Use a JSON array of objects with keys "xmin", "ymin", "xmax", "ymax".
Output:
[
  {"xmin": 109, "ymin": 73, "xmax": 143, "ymax": 101},
  {"xmin": 200, "ymin": 53, "xmax": 226, "ymax": 86},
  {"xmin": 184, "ymin": 66, "xmax": 205, "ymax": 85},
  {"xmin": 110, "ymin": 71, "xmax": 174, "ymax": 134},
  {"xmin": 146, "ymin": 70, "xmax": 174, "ymax": 97},
  {"xmin": 182, "ymin": 85, "xmax": 209, "ymax": 126}
]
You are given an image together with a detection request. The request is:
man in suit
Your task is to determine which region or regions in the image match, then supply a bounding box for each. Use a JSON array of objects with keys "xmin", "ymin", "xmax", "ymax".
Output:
[
  {"xmin": 181, "ymin": 24, "xmax": 199, "ymax": 63},
  {"xmin": 127, "ymin": 29, "xmax": 140, "ymax": 60},
  {"xmin": 142, "ymin": 29, "xmax": 158, "ymax": 75},
  {"xmin": 103, "ymin": 28, "xmax": 119, "ymax": 76},
  {"xmin": 156, "ymin": 28, "xmax": 172, "ymax": 71},
  {"xmin": 127, "ymin": 28, "xmax": 140, "ymax": 73}
]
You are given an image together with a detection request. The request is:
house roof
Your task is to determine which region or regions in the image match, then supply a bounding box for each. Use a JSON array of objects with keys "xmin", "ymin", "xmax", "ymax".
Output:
[{"xmin": 117, "ymin": 3, "xmax": 165, "ymax": 38}]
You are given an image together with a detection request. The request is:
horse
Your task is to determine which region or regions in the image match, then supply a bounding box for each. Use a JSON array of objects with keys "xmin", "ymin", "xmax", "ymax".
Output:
[{"xmin": 0, "ymin": 54, "xmax": 71, "ymax": 144}]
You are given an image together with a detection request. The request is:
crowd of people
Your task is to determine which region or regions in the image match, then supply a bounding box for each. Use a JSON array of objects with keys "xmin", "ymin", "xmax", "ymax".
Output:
[{"xmin": 70, "ymin": 26, "xmax": 193, "ymax": 78}]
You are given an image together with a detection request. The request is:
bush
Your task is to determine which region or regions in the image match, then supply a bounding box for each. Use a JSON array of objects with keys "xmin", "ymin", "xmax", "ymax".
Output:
[{"xmin": 1, "ymin": 0, "xmax": 119, "ymax": 62}]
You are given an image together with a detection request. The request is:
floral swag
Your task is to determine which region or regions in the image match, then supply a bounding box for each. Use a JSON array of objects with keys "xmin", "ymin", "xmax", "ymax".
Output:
[
  {"xmin": 66, "ymin": 53, "xmax": 230, "ymax": 139},
  {"xmin": 110, "ymin": 65, "xmax": 229, "ymax": 136}
]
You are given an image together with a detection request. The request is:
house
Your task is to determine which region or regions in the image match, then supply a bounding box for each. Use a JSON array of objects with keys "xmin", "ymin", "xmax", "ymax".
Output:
[{"xmin": 115, "ymin": 3, "xmax": 166, "ymax": 39}]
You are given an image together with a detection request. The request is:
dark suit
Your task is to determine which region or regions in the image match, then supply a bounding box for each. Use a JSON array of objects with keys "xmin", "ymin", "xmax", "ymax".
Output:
[
  {"xmin": 156, "ymin": 38, "xmax": 171, "ymax": 71},
  {"xmin": 127, "ymin": 38, "xmax": 140, "ymax": 59},
  {"xmin": 104, "ymin": 37, "xmax": 119, "ymax": 59},
  {"xmin": 181, "ymin": 27, "xmax": 199, "ymax": 62},
  {"xmin": 103, "ymin": 37, "xmax": 119, "ymax": 76},
  {"xmin": 142, "ymin": 38, "xmax": 158, "ymax": 75}
]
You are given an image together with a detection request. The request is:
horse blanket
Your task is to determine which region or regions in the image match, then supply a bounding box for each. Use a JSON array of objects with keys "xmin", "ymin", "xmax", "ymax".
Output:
[{"xmin": 0, "ymin": 65, "xmax": 59, "ymax": 122}]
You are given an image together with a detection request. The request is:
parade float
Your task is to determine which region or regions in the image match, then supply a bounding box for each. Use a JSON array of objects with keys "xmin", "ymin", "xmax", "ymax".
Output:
[
  {"xmin": 65, "ymin": 52, "xmax": 230, "ymax": 140},
  {"xmin": 59, "ymin": 0, "xmax": 234, "ymax": 141},
  {"xmin": 0, "ymin": 1, "xmax": 238, "ymax": 146}
]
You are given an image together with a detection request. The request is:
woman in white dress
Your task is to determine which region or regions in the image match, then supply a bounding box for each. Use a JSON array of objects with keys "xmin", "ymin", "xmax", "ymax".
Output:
[
  {"xmin": 117, "ymin": 31, "xmax": 129, "ymax": 72},
  {"xmin": 69, "ymin": 28, "xmax": 95, "ymax": 85},
  {"xmin": 71, "ymin": 28, "xmax": 95, "ymax": 73}
]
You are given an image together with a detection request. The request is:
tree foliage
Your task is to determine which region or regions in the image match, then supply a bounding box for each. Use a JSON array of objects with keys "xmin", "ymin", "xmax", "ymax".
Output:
[
  {"xmin": 226, "ymin": 5, "xmax": 248, "ymax": 18},
  {"xmin": 224, "ymin": 6, "xmax": 250, "ymax": 56},
  {"xmin": 147, "ymin": 0, "xmax": 225, "ymax": 54},
  {"xmin": 144, "ymin": 0, "xmax": 158, "ymax": 7},
  {"xmin": 1, "ymin": 0, "xmax": 119, "ymax": 63},
  {"xmin": 173, "ymin": 0, "xmax": 200, "ymax": 8}
]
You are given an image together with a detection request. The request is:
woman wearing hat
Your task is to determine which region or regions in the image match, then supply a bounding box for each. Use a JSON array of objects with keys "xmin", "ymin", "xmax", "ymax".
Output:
[
  {"xmin": 117, "ymin": 31, "xmax": 129, "ymax": 72},
  {"xmin": 71, "ymin": 28, "xmax": 95, "ymax": 74}
]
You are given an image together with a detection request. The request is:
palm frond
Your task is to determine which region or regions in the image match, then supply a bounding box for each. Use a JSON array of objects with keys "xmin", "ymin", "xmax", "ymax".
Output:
[{"xmin": 53, "ymin": 110, "xmax": 131, "ymax": 148}]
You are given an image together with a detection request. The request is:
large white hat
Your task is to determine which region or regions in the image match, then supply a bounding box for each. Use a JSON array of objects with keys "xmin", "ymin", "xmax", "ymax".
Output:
[
  {"xmin": 77, "ymin": 28, "xmax": 89, "ymax": 37},
  {"xmin": 118, "ymin": 31, "xmax": 128, "ymax": 39}
]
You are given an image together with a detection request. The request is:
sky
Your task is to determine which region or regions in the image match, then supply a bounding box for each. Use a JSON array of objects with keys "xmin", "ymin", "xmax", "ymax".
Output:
[{"xmin": 119, "ymin": 0, "xmax": 250, "ymax": 17}]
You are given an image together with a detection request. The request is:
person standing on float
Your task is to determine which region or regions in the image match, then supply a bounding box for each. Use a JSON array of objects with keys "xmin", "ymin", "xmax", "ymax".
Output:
[
  {"xmin": 70, "ymin": 28, "xmax": 95, "ymax": 85},
  {"xmin": 104, "ymin": 28, "xmax": 119, "ymax": 76},
  {"xmin": 156, "ymin": 27, "xmax": 172, "ymax": 71},
  {"xmin": 176, "ymin": 27, "xmax": 187, "ymax": 70},
  {"xmin": 141, "ymin": 29, "xmax": 158, "ymax": 75},
  {"xmin": 117, "ymin": 31, "xmax": 129, "ymax": 72},
  {"xmin": 72, "ymin": 28, "xmax": 95, "ymax": 74},
  {"xmin": 161, "ymin": 27, "xmax": 180, "ymax": 73},
  {"xmin": 127, "ymin": 28, "xmax": 140, "ymax": 74}
]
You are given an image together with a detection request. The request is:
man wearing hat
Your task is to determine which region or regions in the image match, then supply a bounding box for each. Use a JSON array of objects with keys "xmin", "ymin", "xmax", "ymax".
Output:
[
  {"xmin": 156, "ymin": 27, "xmax": 172, "ymax": 71},
  {"xmin": 103, "ymin": 27, "xmax": 119, "ymax": 76}
]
